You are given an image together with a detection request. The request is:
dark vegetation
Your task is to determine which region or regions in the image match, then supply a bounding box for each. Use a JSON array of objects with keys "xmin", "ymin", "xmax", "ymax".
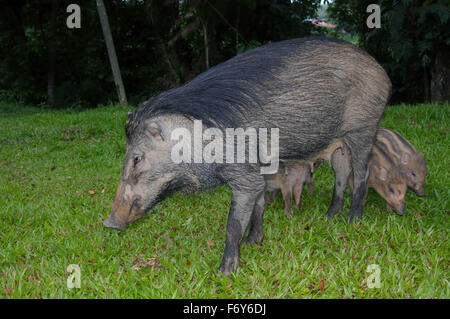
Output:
[{"xmin": 0, "ymin": 0, "xmax": 448, "ymax": 108}]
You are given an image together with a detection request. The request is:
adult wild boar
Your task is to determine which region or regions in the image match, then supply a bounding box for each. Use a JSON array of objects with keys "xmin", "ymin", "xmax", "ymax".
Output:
[{"xmin": 103, "ymin": 37, "xmax": 392, "ymax": 275}]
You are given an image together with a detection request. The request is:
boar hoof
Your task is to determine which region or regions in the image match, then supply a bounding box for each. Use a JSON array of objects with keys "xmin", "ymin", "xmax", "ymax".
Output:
[
  {"xmin": 326, "ymin": 208, "xmax": 339, "ymax": 219},
  {"xmin": 244, "ymin": 234, "xmax": 264, "ymax": 246},
  {"xmin": 347, "ymin": 212, "xmax": 362, "ymax": 223},
  {"xmin": 219, "ymin": 256, "xmax": 239, "ymax": 276}
]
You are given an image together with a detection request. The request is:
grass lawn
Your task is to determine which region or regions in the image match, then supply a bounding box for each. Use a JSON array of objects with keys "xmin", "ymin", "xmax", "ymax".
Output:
[{"xmin": 0, "ymin": 102, "xmax": 448, "ymax": 298}]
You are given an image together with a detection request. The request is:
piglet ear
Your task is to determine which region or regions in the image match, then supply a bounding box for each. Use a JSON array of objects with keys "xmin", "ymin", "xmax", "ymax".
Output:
[
  {"xmin": 379, "ymin": 167, "xmax": 388, "ymax": 181},
  {"xmin": 401, "ymin": 153, "xmax": 410, "ymax": 165}
]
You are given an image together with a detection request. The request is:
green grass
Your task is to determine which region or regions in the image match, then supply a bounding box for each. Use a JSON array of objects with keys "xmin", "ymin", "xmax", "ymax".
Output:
[{"xmin": 0, "ymin": 102, "xmax": 448, "ymax": 298}]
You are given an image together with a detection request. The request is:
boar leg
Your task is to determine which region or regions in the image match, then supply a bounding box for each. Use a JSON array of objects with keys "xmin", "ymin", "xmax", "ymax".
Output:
[
  {"xmin": 307, "ymin": 173, "xmax": 314, "ymax": 195},
  {"xmin": 245, "ymin": 193, "xmax": 265, "ymax": 245},
  {"xmin": 270, "ymin": 189, "xmax": 279, "ymax": 203},
  {"xmin": 265, "ymin": 191, "xmax": 272, "ymax": 204},
  {"xmin": 265, "ymin": 190, "xmax": 278, "ymax": 205},
  {"xmin": 349, "ymin": 174, "xmax": 368, "ymax": 204},
  {"xmin": 219, "ymin": 169, "xmax": 265, "ymax": 276},
  {"xmin": 281, "ymin": 186, "xmax": 293, "ymax": 217},
  {"xmin": 293, "ymin": 182, "xmax": 304, "ymax": 211},
  {"xmin": 326, "ymin": 147, "xmax": 351, "ymax": 218},
  {"xmin": 345, "ymin": 133, "xmax": 373, "ymax": 222},
  {"xmin": 349, "ymin": 172, "xmax": 354, "ymax": 192}
]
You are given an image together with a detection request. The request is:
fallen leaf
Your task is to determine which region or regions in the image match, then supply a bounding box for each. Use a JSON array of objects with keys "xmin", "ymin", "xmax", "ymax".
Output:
[
  {"xmin": 101, "ymin": 188, "xmax": 105, "ymax": 194},
  {"xmin": 319, "ymin": 277, "xmax": 325, "ymax": 291},
  {"xmin": 206, "ymin": 241, "xmax": 214, "ymax": 246},
  {"xmin": 88, "ymin": 189, "xmax": 95, "ymax": 195},
  {"xmin": 185, "ymin": 260, "xmax": 191, "ymax": 267}
]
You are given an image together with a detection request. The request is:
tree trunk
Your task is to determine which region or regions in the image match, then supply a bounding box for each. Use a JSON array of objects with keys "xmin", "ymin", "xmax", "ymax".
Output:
[
  {"xmin": 235, "ymin": 6, "xmax": 240, "ymax": 54},
  {"xmin": 96, "ymin": 0, "xmax": 127, "ymax": 105},
  {"xmin": 47, "ymin": 0, "xmax": 57, "ymax": 105},
  {"xmin": 430, "ymin": 44, "xmax": 450, "ymax": 103},
  {"xmin": 202, "ymin": 20, "xmax": 210, "ymax": 70}
]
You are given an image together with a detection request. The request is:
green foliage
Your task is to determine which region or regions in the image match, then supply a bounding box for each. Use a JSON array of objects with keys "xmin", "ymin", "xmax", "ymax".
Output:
[
  {"xmin": 53, "ymin": 80, "xmax": 110, "ymax": 109},
  {"xmin": 2, "ymin": 0, "xmax": 447, "ymax": 106},
  {"xmin": 0, "ymin": 102, "xmax": 448, "ymax": 298},
  {"xmin": 236, "ymin": 40, "xmax": 262, "ymax": 54},
  {"xmin": 0, "ymin": 0, "xmax": 322, "ymax": 108},
  {"xmin": 328, "ymin": 0, "xmax": 450, "ymax": 103}
]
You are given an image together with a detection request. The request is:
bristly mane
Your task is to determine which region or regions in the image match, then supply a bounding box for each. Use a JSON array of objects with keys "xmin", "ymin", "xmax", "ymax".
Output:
[
  {"xmin": 126, "ymin": 38, "xmax": 303, "ymax": 137},
  {"xmin": 126, "ymin": 36, "xmax": 360, "ymax": 138}
]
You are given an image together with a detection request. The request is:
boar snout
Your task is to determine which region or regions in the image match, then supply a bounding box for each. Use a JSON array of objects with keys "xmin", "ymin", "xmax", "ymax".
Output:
[
  {"xmin": 393, "ymin": 199, "xmax": 406, "ymax": 215},
  {"xmin": 104, "ymin": 179, "xmax": 147, "ymax": 230},
  {"xmin": 104, "ymin": 199, "xmax": 145, "ymax": 231},
  {"xmin": 103, "ymin": 211, "xmax": 127, "ymax": 231},
  {"xmin": 417, "ymin": 187, "xmax": 425, "ymax": 197}
]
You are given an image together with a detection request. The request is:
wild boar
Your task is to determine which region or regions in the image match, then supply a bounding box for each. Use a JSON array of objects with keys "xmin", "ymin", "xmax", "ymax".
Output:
[
  {"xmin": 264, "ymin": 161, "xmax": 314, "ymax": 217},
  {"xmin": 375, "ymin": 127, "xmax": 427, "ymax": 196},
  {"xmin": 349, "ymin": 143, "xmax": 408, "ymax": 215},
  {"xmin": 103, "ymin": 36, "xmax": 391, "ymax": 275}
]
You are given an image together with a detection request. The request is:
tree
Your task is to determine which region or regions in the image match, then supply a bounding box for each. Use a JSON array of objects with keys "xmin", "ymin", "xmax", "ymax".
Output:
[
  {"xmin": 47, "ymin": 0, "xmax": 57, "ymax": 105},
  {"xmin": 96, "ymin": 0, "xmax": 127, "ymax": 105}
]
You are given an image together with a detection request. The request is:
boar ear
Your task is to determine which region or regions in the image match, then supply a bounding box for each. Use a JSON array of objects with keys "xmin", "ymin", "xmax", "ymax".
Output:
[
  {"xmin": 401, "ymin": 153, "xmax": 410, "ymax": 165},
  {"xmin": 145, "ymin": 120, "xmax": 168, "ymax": 141},
  {"xmin": 126, "ymin": 111, "xmax": 133, "ymax": 122},
  {"xmin": 125, "ymin": 112, "xmax": 135, "ymax": 138},
  {"xmin": 379, "ymin": 167, "xmax": 388, "ymax": 181}
]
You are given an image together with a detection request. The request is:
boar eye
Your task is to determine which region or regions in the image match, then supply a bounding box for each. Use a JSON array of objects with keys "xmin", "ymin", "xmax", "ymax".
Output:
[
  {"xmin": 133, "ymin": 155, "xmax": 142, "ymax": 167},
  {"xmin": 388, "ymin": 187, "xmax": 395, "ymax": 194},
  {"xmin": 410, "ymin": 170, "xmax": 416, "ymax": 177}
]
